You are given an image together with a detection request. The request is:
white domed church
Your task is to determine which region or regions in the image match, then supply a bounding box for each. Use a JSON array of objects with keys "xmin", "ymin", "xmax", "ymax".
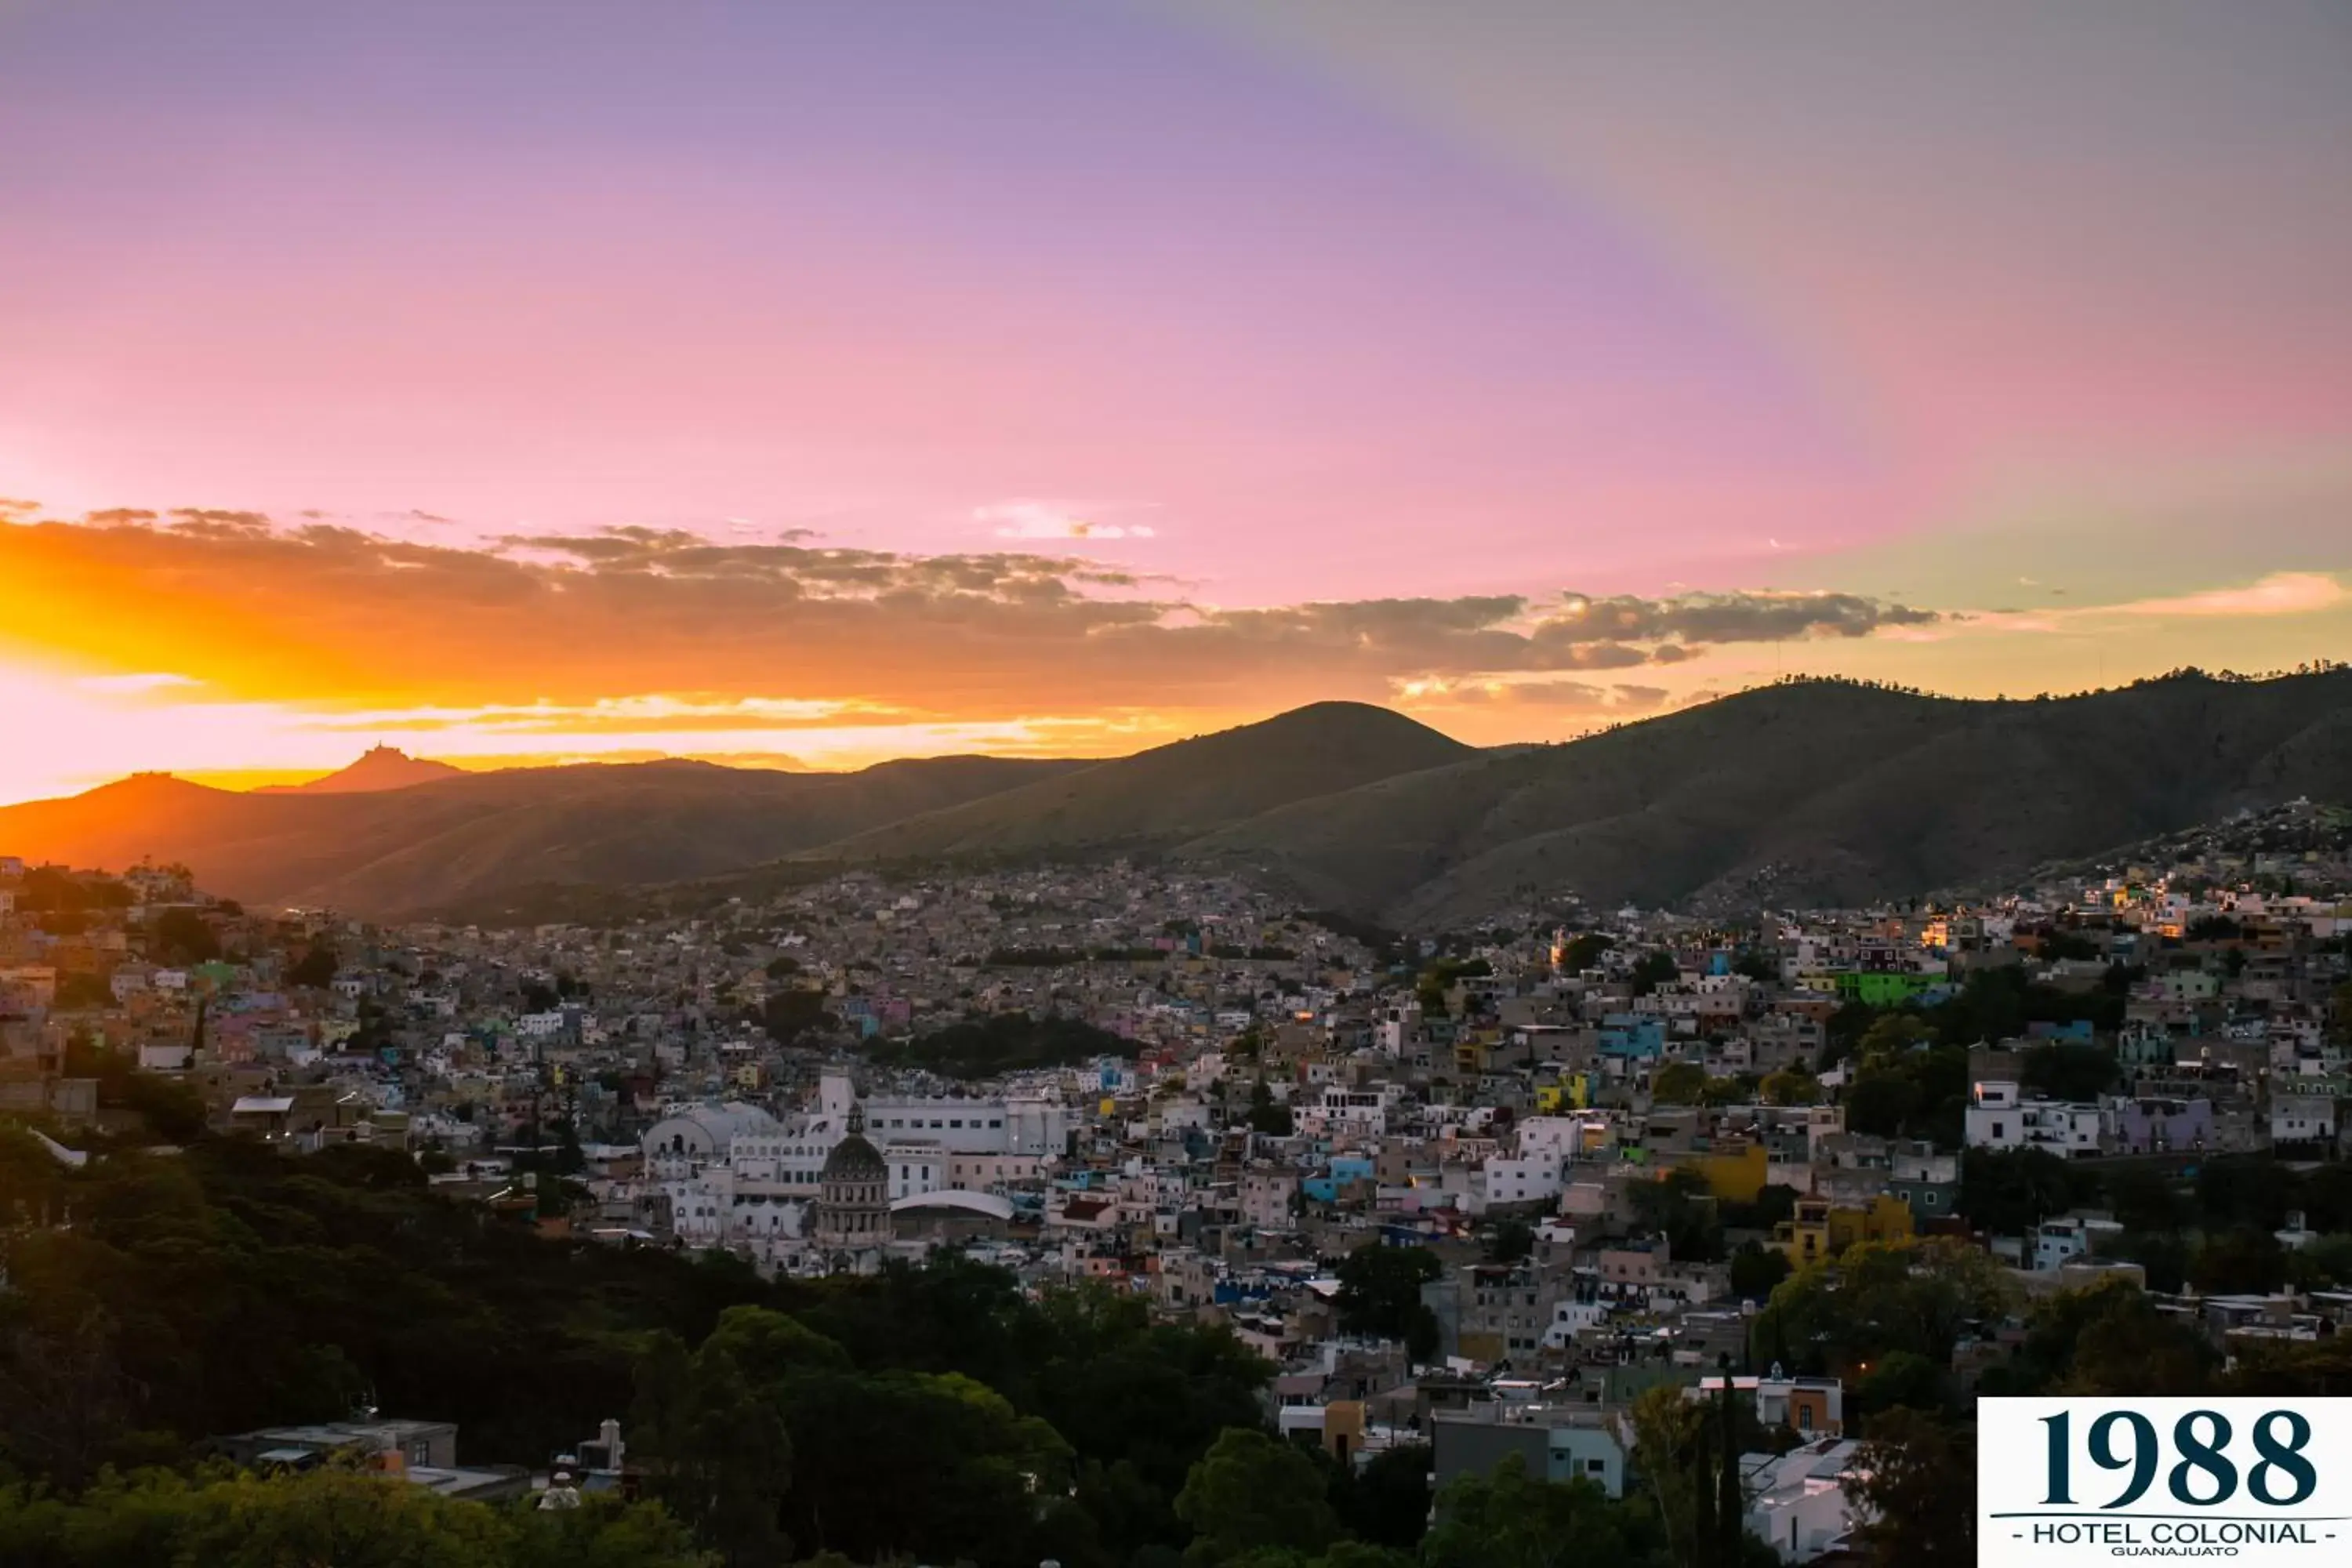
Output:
[{"xmin": 810, "ymin": 1102, "xmax": 891, "ymax": 1272}]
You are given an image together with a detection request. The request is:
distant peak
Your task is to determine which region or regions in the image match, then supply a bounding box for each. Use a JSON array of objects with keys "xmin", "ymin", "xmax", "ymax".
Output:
[{"xmin": 256, "ymin": 747, "xmax": 466, "ymax": 795}]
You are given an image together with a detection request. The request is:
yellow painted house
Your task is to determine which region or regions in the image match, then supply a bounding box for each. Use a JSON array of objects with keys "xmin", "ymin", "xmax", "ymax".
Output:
[
  {"xmin": 1534, "ymin": 1074, "xmax": 1593, "ymax": 1114},
  {"xmin": 1772, "ymin": 1194, "xmax": 1914, "ymax": 1268},
  {"xmin": 1693, "ymin": 1141, "xmax": 1769, "ymax": 1204}
]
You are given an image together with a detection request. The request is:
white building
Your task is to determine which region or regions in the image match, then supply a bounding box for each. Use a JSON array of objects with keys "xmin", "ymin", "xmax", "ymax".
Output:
[
  {"xmin": 2033, "ymin": 1214, "xmax": 2125, "ymax": 1271},
  {"xmin": 1965, "ymin": 1080, "xmax": 2103, "ymax": 1157},
  {"xmin": 2271, "ymin": 1094, "xmax": 2337, "ymax": 1146},
  {"xmin": 1298, "ymin": 1086, "xmax": 1392, "ymax": 1138},
  {"xmin": 1740, "ymin": 1438, "xmax": 1870, "ymax": 1563},
  {"xmin": 1482, "ymin": 1151, "xmax": 1566, "ymax": 1208},
  {"xmin": 637, "ymin": 1075, "xmax": 1068, "ymax": 1261}
]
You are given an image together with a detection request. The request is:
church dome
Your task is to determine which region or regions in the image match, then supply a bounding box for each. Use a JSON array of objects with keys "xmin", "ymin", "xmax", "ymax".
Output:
[{"xmin": 820, "ymin": 1104, "xmax": 887, "ymax": 1182}]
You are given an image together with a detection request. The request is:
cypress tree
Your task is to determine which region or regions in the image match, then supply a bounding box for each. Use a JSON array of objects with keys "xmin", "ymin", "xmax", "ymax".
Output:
[
  {"xmin": 1717, "ymin": 1354, "xmax": 1744, "ymax": 1565},
  {"xmin": 1692, "ymin": 1429, "xmax": 1717, "ymax": 1568}
]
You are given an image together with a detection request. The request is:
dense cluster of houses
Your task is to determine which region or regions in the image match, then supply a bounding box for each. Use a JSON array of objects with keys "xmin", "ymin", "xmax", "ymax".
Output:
[{"xmin": 4, "ymin": 800, "xmax": 2349, "ymax": 1561}]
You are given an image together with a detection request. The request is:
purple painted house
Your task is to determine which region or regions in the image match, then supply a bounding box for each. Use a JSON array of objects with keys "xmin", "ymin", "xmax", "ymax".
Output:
[{"xmin": 2107, "ymin": 1095, "xmax": 2212, "ymax": 1154}]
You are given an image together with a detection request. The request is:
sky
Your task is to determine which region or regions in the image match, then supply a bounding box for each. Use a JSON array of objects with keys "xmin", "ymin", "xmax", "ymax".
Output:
[{"xmin": 2, "ymin": 0, "xmax": 2347, "ymax": 803}]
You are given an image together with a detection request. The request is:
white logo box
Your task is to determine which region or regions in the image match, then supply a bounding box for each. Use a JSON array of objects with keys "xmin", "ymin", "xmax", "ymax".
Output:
[{"xmin": 1979, "ymin": 1397, "xmax": 2352, "ymax": 1566}]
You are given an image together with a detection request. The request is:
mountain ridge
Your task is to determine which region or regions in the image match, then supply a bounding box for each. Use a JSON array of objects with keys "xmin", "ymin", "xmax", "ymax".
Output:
[
  {"xmin": 4, "ymin": 674, "xmax": 2345, "ymax": 924},
  {"xmin": 797, "ymin": 701, "xmax": 1474, "ymax": 866},
  {"xmin": 1174, "ymin": 672, "xmax": 2352, "ymax": 923},
  {"xmin": 252, "ymin": 746, "xmax": 467, "ymax": 795},
  {"xmin": 0, "ymin": 753, "xmax": 1091, "ymax": 916}
]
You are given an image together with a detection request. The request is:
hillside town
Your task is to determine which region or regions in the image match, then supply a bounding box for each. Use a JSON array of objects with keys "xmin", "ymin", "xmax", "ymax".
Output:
[{"xmin": 4, "ymin": 798, "xmax": 2351, "ymax": 1561}]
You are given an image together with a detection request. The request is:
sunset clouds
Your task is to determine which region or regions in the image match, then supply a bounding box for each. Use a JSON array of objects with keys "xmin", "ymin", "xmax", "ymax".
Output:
[
  {"xmin": 0, "ymin": 500, "xmax": 2344, "ymax": 804},
  {"xmin": 0, "ymin": 510, "xmax": 1941, "ymax": 717}
]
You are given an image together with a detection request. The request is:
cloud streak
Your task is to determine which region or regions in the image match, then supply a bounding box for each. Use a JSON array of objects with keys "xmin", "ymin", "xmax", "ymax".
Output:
[
  {"xmin": 2103, "ymin": 571, "xmax": 2345, "ymax": 619},
  {"xmin": 14, "ymin": 510, "xmax": 2332, "ymax": 751},
  {"xmin": 0, "ymin": 510, "xmax": 1955, "ymax": 720},
  {"xmin": 977, "ymin": 499, "xmax": 1157, "ymax": 541}
]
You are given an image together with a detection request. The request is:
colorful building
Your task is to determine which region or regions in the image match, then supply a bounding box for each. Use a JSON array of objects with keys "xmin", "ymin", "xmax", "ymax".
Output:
[{"xmin": 1771, "ymin": 1193, "xmax": 1915, "ymax": 1267}]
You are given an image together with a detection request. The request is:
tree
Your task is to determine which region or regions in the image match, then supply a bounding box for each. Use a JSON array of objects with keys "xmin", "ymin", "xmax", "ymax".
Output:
[
  {"xmin": 286, "ymin": 946, "xmax": 339, "ymax": 989},
  {"xmin": 698, "ymin": 1304, "xmax": 852, "ymax": 1394},
  {"xmin": 1624, "ymin": 1384, "xmax": 1773, "ymax": 1568},
  {"xmin": 1844, "ymin": 1409, "xmax": 1973, "ymax": 1568},
  {"xmin": 1652, "ymin": 1063, "xmax": 1707, "ymax": 1105},
  {"xmin": 1629, "ymin": 952, "xmax": 1681, "ymax": 996},
  {"xmin": 1842, "ymin": 1017, "xmax": 1968, "ymax": 1145},
  {"xmin": 1423, "ymin": 1451, "xmax": 1645, "ymax": 1568},
  {"xmin": 772, "ymin": 1367, "xmax": 1069, "ymax": 1566},
  {"xmin": 2018, "ymin": 1043, "xmax": 2118, "ymax": 1103},
  {"xmin": 1247, "ymin": 1080, "xmax": 1295, "ymax": 1138},
  {"xmin": 868, "ymin": 1011, "xmax": 1127, "ymax": 1078},
  {"xmin": 1984, "ymin": 1275, "xmax": 2216, "ymax": 1399},
  {"xmin": 2190, "ymin": 1228, "xmax": 2287, "ymax": 1295},
  {"xmin": 2288, "ymin": 1232, "xmax": 2352, "ymax": 1291},
  {"xmin": 1174, "ymin": 1429, "xmax": 1339, "ymax": 1567},
  {"xmin": 55, "ymin": 971, "xmax": 114, "ymax": 1010},
  {"xmin": 2223, "ymin": 1329, "xmax": 2352, "ymax": 1399},
  {"xmin": 1741, "ymin": 1184, "xmax": 1801, "ymax": 1232},
  {"xmin": 1849, "ymin": 1350, "xmax": 1947, "ymax": 1421},
  {"xmin": 150, "ymin": 908, "xmax": 220, "ymax": 966},
  {"xmin": 630, "ymin": 1331, "xmax": 791, "ymax": 1567},
  {"xmin": 2098, "ymin": 1165, "xmax": 2186, "ymax": 1235},
  {"xmin": 1334, "ymin": 1441, "xmax": 1431, "ymax": 1551},
  {"xmin": 0, "ymin": 1138, "xmax": 1314, "ymax": 1568},
  {"xmin": 1334, "ymin": 1246, "xmax": 1442, "ymax": 1345},
  {"xmin": 757, "ymin": 988, "xmax": 829, "ymax": 1047},
  {"xmin": 2195, "ymin": 1156, "xmax": 2299, "ymax": 1232},
  {"xmin": 1713, "ymin": 1368, "xmax": 1744, "ymax": 1568},
  {"xmin": 2034, "ymin": 927, "xmax": 2101, "ymax": 962},
  {"xmin": 1957, "ymin": 1148, "xmax": 2078, "ymax": 1239},
  {"xmin": 1757, "ymin": 1238, "xmax": 2015, "ymax": 1373},
  {"xmin": 1727, "ymin": 1244, "xmax": 1791, "ymax": 1305},
  {"xmin": 1857, "ymin": 1013, "xmax": 1934, "ymax": 1058},
  {"xmin": 1628, "ymin": 1168, "xmax": 1724, "ymax": 1265},
  {"xmin": 0, "ymin": 1466, "xmax": 708, "ymax": 1568},
  {"xmin": 2299, "ymin": 1163, "xmax": 2352, "ymax": 1232},
  {"xmin": 122, "ymin": 1071, "xmax": 209, "ymax": 1143},
  {"xmin": 1758, "ymin": 1069, "xmax": 1820, "ymax": 1107},
  {"xmin": 1559, "ymin": 932, "xmax": 1613, "ymax": 973},
  {"xmin": 1628, "ymin": 1385, "xmax": 1710, "ymax": 1568}
]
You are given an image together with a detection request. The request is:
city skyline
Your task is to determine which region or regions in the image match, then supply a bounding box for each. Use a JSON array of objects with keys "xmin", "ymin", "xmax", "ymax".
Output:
[{"xmin": 4, "ymin": 0, "xmax": 2348, "ymax": 802}]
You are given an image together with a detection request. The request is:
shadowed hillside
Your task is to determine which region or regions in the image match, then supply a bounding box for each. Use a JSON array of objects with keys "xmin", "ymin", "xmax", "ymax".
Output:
[
  {"xmin": 0, "ymin": 755, "xmax": 1081, "ymax": 917},
  {"xmin": 9, "ymin": 673, "xmax": 2343, "ymax": 925},
  {"xmin": 1176, "ymin": 670, "xmax": 2352, "ymax": 923},
  {"xmin": 796, "ymin": 701, "xmax": 1476, "ymax": 865}
]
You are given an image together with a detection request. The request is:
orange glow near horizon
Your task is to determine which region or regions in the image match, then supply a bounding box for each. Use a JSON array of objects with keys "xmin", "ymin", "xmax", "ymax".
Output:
[
  {"xmin": 0, "ymin": 653, "xmax": 1192, "ymax": 804},
  {"xmin": 5, "ymin": 542, "xmax": 2347, "ymax": 808}
]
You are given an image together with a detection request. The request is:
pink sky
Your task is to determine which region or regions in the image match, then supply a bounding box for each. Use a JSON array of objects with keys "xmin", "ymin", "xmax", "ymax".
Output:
[{"xmin": 0, "ymin": 1, "xmax": 2346, "ymax": 800}]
